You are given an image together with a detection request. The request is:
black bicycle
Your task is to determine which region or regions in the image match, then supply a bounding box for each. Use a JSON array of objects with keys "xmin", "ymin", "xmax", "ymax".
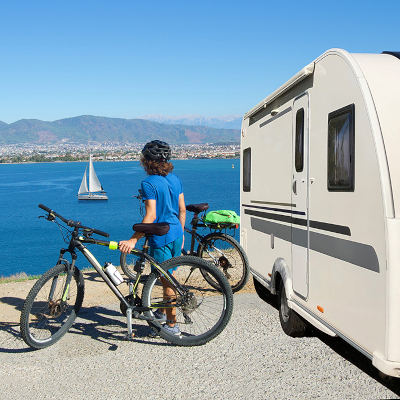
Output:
[
  {"xmin": 121, "ymin": 193, "xmax": 249, "ymax": 293},
  {"xmin": 19, "ymin": 204, "xmax": 233, "ymax": 349}
]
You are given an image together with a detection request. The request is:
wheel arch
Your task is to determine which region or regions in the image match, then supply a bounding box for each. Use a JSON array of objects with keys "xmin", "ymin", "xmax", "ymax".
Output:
[{"xmin": 270, "ymin": 257, "xmax": 293, "ymax": 299}]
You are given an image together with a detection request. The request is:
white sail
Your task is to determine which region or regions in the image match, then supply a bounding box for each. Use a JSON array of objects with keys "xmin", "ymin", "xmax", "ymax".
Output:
[
  {"xmin": 88, "ymin": 154, "xmax": 104, "ymax": 193},
  {"xmin": 77, "ymin": 154, "xmax": 108, "ymax": 200},
  {"xmin": 78, "ymin": 165, "xmax": 89, "ymax": 194}
]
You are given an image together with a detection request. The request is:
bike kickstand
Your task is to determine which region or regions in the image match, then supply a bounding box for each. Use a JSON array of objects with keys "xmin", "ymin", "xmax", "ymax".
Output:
[{"xmin": 124, "ymin": 308, "xmax": 135, "ymax": 341}]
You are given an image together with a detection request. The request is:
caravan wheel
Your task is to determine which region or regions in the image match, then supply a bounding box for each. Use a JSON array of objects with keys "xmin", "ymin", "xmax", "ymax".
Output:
[{"xmin": 278, "ymin": 280, "xmax": 307, "ymax": 337}]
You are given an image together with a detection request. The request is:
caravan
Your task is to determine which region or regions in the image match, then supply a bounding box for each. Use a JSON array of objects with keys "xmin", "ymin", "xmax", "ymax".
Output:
[{"xmin": 240, "ymin": 49, "xmax": 400, "ymax": 377}]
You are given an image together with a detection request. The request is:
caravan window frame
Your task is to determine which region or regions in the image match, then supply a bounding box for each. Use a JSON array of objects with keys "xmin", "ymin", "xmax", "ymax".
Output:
[
  {"xmin": 243, "ymin": 147, "xmax": 251, "ymax": 192},
  {"xmin": 327, "ymin": 104, "xmax": 355, "ymax": 192},
  {"xmin": 295, "ymin": 108, "xmax": 305, "ymax": 172}
]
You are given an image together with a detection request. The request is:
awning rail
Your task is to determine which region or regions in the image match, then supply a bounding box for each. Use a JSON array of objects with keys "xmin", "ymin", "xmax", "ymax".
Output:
[{"xmin": 243, "ymin": 62, "xmax": 315, "ymax": 120}]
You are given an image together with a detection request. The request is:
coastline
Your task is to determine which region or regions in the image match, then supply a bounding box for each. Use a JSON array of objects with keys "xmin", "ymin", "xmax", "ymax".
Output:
[{"xmin": 0, "ymin": 156, "xmax": 239, "ymax": 165}]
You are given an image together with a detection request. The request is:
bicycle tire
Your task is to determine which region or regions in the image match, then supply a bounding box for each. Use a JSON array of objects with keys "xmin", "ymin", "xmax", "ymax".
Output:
[
  {"xmin": 142, "ymin": 255, "xmax": 233, "ymax": 346},
  {"xmin": 120, "ymin": 252, "xmax": 137, "ymax": 279},
  {"xmin": 120, "ymin": 252, "xmax": 153, "ymax": 279},
  {"xmin": 197, "ymin": 233, "xmax": 250, "ymax": 292},
  {"xmin": 20, "ymin": 263, "xmax": 84, "ymax": 349}
]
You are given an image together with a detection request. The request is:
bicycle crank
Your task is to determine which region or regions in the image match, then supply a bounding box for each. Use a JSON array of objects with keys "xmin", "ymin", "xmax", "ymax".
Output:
[{"xmin": 120, "ymin": 294, "xmax": 142, "ymax": 317}]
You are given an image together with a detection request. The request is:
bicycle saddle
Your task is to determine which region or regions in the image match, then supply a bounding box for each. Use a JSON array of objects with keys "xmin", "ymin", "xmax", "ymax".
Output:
[
  {"xmin": 132, "ymin": 223, "xmax": 170, "ymax": 236},
  {"xmin": 186, "ymin": 203, "xmax": 209, "ymax": 213}
]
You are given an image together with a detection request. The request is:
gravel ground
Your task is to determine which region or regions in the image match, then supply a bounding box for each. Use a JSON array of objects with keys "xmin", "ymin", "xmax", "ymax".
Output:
[{"xmin": 1, "ymin": 291, "xmax": 400, "ymax": 399}]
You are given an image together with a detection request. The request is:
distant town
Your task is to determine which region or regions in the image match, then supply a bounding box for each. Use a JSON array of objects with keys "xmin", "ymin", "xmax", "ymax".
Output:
[{"xmin": 0, "ymin": 141, "xmax": 240, "ymax": 164}]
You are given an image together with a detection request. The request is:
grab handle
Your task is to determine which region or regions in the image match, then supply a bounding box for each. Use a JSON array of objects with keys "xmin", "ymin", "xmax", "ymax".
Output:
[{"xmin": 292, "ymin": 180, "xmax": 297, "ymax": 195}]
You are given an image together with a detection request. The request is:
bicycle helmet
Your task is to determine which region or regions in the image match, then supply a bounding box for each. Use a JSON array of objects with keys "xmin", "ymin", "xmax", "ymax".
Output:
[{"xmin": 142, "ymin": 140, "xmax": 172, "ymax": 161}]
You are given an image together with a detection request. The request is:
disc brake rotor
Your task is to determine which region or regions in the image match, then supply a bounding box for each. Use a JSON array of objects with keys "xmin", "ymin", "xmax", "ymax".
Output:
[
  {"xmin": 48, "ymin": 299, "xmax": 64, "ymax": 318},
  {"xmin": 180, "ymin": 291, "xmax": 202, "ymax": 314}
]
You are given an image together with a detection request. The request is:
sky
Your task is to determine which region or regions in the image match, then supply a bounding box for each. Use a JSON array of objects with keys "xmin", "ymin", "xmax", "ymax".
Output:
[{"xmin": 0, "ymin": 0, "xmax": 399, "ymax": 124}]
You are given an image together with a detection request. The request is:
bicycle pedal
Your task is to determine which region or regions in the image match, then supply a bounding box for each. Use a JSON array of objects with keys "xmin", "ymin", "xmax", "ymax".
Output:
[{"xmin": 123, "ymin": 332, "xmax": 135, "ymax": 341}]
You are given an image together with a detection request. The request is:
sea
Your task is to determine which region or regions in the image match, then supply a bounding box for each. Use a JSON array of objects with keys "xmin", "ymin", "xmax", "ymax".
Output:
[{"xmin": 0, "ymin": 159, "xmax": 240, "ymax": 278}]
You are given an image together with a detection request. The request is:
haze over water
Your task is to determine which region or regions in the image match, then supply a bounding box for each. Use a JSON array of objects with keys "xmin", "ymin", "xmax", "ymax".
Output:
[{"xmin": 0, "ymin": 159, "xmax": 240, "ymax": 278}]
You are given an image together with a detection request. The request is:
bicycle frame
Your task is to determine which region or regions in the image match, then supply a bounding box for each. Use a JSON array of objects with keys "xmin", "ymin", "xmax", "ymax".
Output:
[
  {"xmin": 184, "ymin": 211, "xmax": 209, "ymax": 256},
  {"xmin": 184, "ymin": 225, "xmax": 204, "ymax": 256},
  {"xmin": 57, "ymin": 230, "xmax": 188, "ymax": 339}
]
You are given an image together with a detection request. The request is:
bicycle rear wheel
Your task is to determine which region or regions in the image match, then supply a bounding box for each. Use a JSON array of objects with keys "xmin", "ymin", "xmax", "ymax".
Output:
[
  {"xmin": 142, "ymin": 255, "xmax": 233, "ymax": 346},
  {"xmin": 120, "ymin": 252, "xmax": 137, "ymax": 279},
  {"xmin": 120, "ymin": 252, "xmax": 152, "ymax": 279},
  {"xmin": 20, "ymin": 263, "xmax": 84, "ymax": 349},
  {"xmin": 197, "ymin": 233, "xmax": 250, "ymax": 292}
]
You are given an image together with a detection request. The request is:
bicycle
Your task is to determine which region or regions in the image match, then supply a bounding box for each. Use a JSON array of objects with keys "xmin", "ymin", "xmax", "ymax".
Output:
[
  {"xmin": 121, "ymin": 193, "xmax": 249, "ymax": 293},
  {"xmin": 19, "ymin": 204, "xmax": 234, "ymax": 349}
]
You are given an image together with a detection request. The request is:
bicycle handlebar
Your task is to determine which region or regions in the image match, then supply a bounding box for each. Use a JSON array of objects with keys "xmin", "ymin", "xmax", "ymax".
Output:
[
  {"xmin": 38, "ymin": 204, "xmax": 110, "ymax": 238},
  {"xmin": 134, "ymin": 189, "xmax": 143, "ymax": 201}
]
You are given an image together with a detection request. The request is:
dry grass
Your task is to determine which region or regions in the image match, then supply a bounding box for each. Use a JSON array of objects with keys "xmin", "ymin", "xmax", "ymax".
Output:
[
  {"xmin": 0, "ymin": 266, "xmax": 98, "ymax": 285},
  {"xmin": 0, "ymin": 272, "xmax": 40, "ymax": 284}
]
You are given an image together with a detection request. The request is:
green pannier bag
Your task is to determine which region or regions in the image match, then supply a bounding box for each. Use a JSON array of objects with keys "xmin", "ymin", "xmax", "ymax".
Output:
[{"xmin": 203, "ymin": 210, "xmax": 240, "ymax": 229}]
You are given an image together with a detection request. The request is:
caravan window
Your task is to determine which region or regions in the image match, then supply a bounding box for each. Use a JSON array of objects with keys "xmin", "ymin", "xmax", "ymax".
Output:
[
  {"xmin": 295, "ymin": 108, "xmax": 304, "ymax": 172},
  {"xmin": 327, "ymin": 104, "xmax": 355, "ymax": 191},
  {"xmin": 243, "ymin": 147, "xmax": 251, "ymax": 192}
]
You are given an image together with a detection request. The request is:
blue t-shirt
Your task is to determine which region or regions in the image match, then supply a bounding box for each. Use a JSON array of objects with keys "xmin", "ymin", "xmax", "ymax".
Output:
[{"xmin": 141, "ymin": 173, "xmax": 183, "ymax": 248}]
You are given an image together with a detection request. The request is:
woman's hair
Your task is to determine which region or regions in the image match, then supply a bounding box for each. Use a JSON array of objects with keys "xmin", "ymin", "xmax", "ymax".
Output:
[{"xmin": 140, "ymin": 156, "xmax": 174, "ymax": 176}]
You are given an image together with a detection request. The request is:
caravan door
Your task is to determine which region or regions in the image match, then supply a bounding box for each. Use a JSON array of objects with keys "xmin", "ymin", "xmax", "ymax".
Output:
[{"xmin": 291, "ymin": 93, "xmax": 309, "ymax": 299}]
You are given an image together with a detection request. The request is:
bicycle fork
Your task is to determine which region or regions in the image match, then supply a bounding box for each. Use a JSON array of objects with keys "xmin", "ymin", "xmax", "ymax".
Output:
[{"xmin": 47, "ymin": 252, "xmax": 77, "ymax": 316}]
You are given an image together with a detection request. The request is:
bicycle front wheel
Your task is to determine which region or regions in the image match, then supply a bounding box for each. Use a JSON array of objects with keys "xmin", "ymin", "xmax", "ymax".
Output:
[
  {"xmin": 20, "ymin": 263, "xmax": 84, "ymax": 349},
  {"xmin": 197, "ymin": 233, "xmax": 250, "ymax": 292},
  {"xmin": 142, "ymin": 255, "xmax": 233, "ymax": 346}
]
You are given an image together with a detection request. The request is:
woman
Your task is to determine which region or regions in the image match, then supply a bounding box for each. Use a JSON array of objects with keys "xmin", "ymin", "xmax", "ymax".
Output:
[{"xmin": 119, "ymin": 140, "xmax": 186, "ymax": 336}]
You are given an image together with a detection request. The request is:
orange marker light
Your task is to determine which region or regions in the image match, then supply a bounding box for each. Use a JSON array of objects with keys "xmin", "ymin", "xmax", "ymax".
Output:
[
  {"xmin": 268, "ymin": 273, "xmax": 272, "ymax": 277},
  {"xmin": 317, "ymin": 306, "xmax": 324, "ymax": 313}
]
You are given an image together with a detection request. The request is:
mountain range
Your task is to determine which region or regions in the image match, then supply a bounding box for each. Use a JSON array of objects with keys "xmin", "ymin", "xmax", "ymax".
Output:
[
  {"xmin": 140, "ymin": 114, "xmax": 242, "ymax": 130},
  {"xmin": 0, "ymin": 115, "xmax": 241, "ymax": 145}
]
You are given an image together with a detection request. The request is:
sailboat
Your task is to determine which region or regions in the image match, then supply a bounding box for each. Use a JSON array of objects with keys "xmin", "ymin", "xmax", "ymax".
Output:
[{"xmin": 77, "ymin": 154, "xmax": 108, "ymax": 200}]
